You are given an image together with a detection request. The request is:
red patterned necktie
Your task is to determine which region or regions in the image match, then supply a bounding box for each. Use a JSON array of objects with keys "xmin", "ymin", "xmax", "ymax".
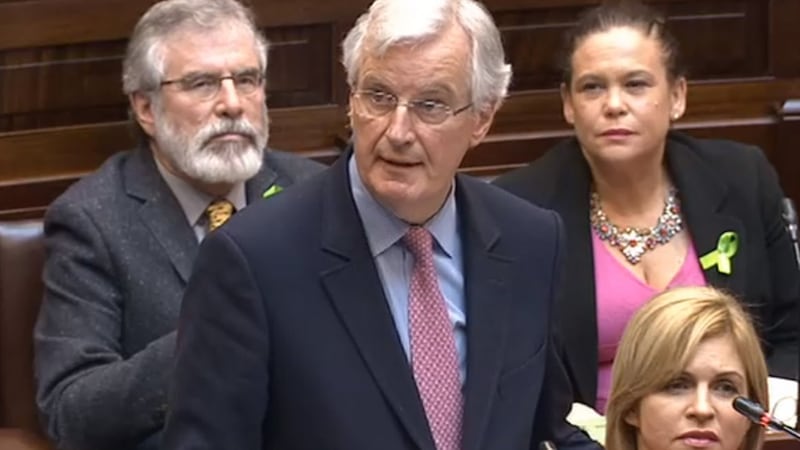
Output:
[{"xmin": 403, "ymin": 226, "xmax": 463, "ymax": 450}]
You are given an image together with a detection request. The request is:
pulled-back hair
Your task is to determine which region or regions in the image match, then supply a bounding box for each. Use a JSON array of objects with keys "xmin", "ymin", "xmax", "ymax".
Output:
[{"xmin": 559, "ymin": 1, "xmax": 685, "ymax": 85}]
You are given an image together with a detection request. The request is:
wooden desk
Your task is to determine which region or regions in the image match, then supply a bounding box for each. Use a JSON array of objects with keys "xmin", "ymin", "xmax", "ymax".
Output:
[{"xmin": 766, "ymin": 432, "xmax": 800, "ymax": 450}]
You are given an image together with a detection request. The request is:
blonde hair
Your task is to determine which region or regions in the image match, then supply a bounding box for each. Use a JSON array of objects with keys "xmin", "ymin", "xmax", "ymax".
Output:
[{"xmin": 606, "ymin": 286, "xmax": 768, "ymax": 450}]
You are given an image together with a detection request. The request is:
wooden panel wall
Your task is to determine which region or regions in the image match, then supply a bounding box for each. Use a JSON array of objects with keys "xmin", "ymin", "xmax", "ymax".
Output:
[{"xmin": 0, "ymin": 0, "xmax": 799, "ymax": 219}]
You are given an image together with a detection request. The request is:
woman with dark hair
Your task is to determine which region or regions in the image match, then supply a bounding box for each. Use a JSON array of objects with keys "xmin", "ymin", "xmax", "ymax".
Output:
[{"xmin": 494, "ymin": 2, "xmax": 798, "ymax": 413}]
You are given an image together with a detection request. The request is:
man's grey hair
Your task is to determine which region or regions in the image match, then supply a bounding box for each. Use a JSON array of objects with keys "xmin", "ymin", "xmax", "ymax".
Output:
[
  {"xmin": 122, "ymin": 0, "xmax": 269, "ymax": 96},
  {"xmin": 341, "ymin": 0, "xmax": 512, "ymax": 112}
]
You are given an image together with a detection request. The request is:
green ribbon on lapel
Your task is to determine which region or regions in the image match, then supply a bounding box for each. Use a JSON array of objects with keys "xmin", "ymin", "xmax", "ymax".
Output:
[
  {"xmin": 262, "ymin": 184, "xmax": 283, "ymax": 199},
  {"xmin": 699, "ymin": 231, "xmax": 738, "ymax": 275}
]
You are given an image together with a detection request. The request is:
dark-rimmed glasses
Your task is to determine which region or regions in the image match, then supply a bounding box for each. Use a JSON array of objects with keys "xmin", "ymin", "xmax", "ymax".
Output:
[{"xmin": 160, "ymin": 70, "xmax": 265, "ymax": 101}]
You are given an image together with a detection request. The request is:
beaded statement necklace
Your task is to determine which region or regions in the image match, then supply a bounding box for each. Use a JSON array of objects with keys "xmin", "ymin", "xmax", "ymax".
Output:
[{"xmin": 590, "ymin": 188, "xmax": 683, "ymax": 265}]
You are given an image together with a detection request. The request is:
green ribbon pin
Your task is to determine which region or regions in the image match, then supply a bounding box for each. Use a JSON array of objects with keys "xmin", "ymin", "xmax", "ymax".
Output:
[
  {"xmin": 700, "ymin": 231, "xmax": 738, "ymax": 275},
  {"xmin": 262, "ymin": 184, "xmax": 283, "ymax": 199}
]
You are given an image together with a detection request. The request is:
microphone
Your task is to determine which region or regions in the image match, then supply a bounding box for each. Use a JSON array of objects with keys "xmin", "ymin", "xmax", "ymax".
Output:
[
  {"xmin": 780, "ymin": 199, "xmax": 800, "ymax": 431},
  {"xmin": 780, "ymin": 198, "xmax": 800, "ymax": 270},
  {"xmin": 538, "ymin": 441, "xmax": 557, "ymax": 450},
  {"xmin": 732, "ymin": 396, "xmax": 800, "ymax": 440}
]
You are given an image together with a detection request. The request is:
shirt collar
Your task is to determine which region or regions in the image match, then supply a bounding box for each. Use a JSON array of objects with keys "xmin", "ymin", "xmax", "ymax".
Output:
[
  {"xmin": 348, "ymin": 155, "xmax": 458, "ymax": 257},
  {"xmin": 155, "ymin": 156, "xmax": 247, "ymax": 227}
]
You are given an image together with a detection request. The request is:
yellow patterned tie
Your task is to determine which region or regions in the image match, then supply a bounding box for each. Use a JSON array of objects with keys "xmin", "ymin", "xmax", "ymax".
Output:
[{"xmin": 206, "ymin": 199, "xmax": 236, "ymax": 232}]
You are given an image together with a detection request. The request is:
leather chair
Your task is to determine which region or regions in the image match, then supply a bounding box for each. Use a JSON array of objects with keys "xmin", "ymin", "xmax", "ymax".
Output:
[{"xmin": 0, "ymin": 221, "xmax": 54, "ymax": 450}]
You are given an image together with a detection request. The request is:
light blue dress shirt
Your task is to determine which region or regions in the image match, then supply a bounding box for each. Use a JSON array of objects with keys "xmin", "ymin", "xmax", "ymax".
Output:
[{"xmin": 348, "ymin": 156, "xmax": 467, "ymax": 383}]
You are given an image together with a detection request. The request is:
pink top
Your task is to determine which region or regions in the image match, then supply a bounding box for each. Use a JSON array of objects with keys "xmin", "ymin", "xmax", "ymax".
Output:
[{"xmin": 593, "ymin": 231, "xmax": 706, "ymax": 413}]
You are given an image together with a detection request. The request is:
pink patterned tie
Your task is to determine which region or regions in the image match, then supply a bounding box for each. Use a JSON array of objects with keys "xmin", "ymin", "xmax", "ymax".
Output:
[{"xmin": 403, "ymin": 226, "xmax": 463, "ymax": 450}]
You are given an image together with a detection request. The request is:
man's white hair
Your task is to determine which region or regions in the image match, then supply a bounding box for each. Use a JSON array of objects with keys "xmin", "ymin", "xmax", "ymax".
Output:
[
  {"xmin": 122, "ymin": 0, "xmax": 269, "ymax": 96},
  {"xmin": 342, "ymin": 0, "xmax": 512, "ymax": 112}
]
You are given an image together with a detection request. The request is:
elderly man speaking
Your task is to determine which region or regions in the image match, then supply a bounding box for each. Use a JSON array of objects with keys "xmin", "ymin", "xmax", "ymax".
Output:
[{"xmin": 163, "ymin": 0, "xmax": 599, "ymax": 449}]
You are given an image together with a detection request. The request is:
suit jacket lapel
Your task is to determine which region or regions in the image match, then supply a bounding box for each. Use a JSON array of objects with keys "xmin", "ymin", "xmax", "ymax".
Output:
[
  {"xmin": 124, "ymin": 147, "xmax": 199, "ymax": 284},
  {"xmin": 667, "ymin": 136, "xmax": 747, "ymax": 294},
  {"xmin": 244, "ymin": 154, "xmax": 278, "ymax": 203},
  {"xmin": 318, "ymin": 153, "xmax": 434, "ymax": 450},
  {"xmin": 456, "ymin": 176, "xmax": 513, "ymax": 450},
  {"xmin": 545, "ymin": 141, "xmax": 599, "ymax": 405}
]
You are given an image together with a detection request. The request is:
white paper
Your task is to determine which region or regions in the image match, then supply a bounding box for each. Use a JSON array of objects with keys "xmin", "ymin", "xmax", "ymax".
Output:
[{"xmin": 768, "ymin": 376, "xmax": 797, "ymax": 428}]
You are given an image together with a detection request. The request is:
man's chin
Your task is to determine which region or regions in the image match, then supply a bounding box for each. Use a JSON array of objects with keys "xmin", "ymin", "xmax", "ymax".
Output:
[
  {"xmin": 370, "ymin": 180, "xmax": 424, "ymax": 208},
  {"xmin": 187, "ymin": 155, "xmax": 263, "ymax": 185}
]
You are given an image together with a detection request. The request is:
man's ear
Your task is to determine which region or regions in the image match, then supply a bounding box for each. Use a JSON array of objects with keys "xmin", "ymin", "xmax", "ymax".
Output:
[
  {"xmin": 468, "ymin": 103, "xmax": 498, "ymax": 148},
  {"xmin": 346, "ymin": 93, "xmax": 355, "ymax": 129},
  {"xmin": 129, "ymin": 92, "xmax": 157, "ymax": 137},
  {"xmin": 560, "ymin": 82, "xmax": 575, "ymax": 125}
]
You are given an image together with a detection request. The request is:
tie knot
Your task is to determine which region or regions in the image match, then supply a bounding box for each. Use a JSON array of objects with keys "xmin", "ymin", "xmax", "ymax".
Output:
[
  {"xmin": 403, "ymin": 226, "xmax": 434, "ymax": 262},
  {"xmin": 206, "ymin": 199, "xmax": 236, "ymax": 231}
]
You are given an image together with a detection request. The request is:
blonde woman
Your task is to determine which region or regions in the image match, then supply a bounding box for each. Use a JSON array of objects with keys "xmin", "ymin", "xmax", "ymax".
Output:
[{"xmin": 606, "ymin": 286, "xmax": 769, "ymax": 450}]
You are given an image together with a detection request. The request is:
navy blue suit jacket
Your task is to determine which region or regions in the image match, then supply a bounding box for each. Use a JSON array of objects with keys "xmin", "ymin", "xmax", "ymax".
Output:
[{"xmin": 163, "ymin": 152, "xmax": 600, "ymax": 450}]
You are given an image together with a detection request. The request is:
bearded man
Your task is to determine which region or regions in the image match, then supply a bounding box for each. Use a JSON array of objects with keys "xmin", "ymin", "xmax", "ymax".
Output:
[{"xmin": 33, "ymin": 1, "xmax": 323, "ymax": 449}]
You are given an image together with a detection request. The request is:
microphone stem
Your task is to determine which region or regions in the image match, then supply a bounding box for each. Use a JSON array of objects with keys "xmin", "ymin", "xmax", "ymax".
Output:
[{"xmin": 780, "ymin": 424, "xmax": 800, "ymax": 441}]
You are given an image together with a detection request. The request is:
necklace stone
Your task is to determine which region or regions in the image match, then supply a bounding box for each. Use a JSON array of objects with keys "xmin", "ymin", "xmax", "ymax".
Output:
[{"xmin": 590, "ymin": 188, "xmax": 683, "ymax": 264}]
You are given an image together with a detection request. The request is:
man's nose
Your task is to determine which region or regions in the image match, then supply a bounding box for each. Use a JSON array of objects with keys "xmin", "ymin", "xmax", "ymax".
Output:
[
  {"xmin": 215, "ymin": 78, "xmax": 244, "ymax": 118},
  {"xmin": 384, "ymin": 103, "xmax": 414, "ymax": 148}
]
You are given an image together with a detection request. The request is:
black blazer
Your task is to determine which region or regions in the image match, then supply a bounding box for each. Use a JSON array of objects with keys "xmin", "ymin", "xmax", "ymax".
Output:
[
  {"xmin": 493, "ymin": 131, "xmax": 800, "ymax": 406},
  {"xmin": 163, "ymin": 151, "xmax": 600, "ymax": 450}
]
